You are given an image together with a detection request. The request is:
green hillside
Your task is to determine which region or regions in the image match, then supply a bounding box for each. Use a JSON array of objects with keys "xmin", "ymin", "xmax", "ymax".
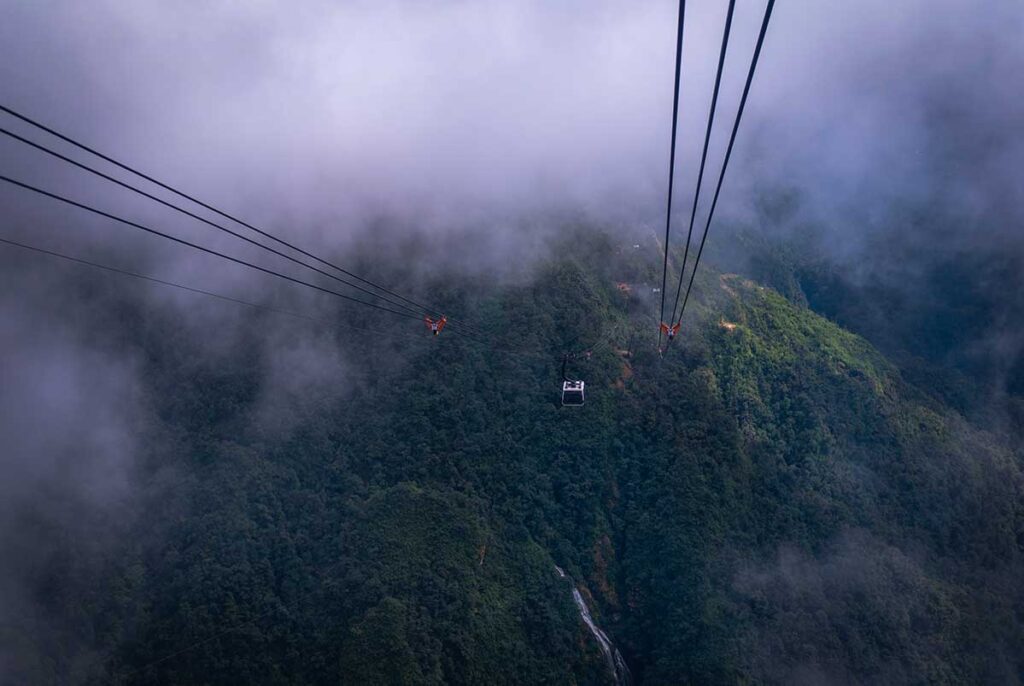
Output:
[{"xmin": 6, "ymin": 232, "xmax": 1022, "ymax": 685}]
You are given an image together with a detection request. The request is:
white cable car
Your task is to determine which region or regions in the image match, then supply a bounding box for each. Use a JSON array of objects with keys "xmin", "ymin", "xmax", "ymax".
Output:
[
  {"xmin": 560, "ymin": 353, "xmax": 586, "ymax": 406},
  {"xmin": 561, "ymin": 380, "xmax": 585, "ymax": 406}
]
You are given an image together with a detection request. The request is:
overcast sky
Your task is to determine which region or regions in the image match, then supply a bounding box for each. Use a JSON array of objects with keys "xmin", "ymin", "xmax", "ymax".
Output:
[{"xmin": 1, "ymin": 0, "xmax": 1019, "ymax": 251}]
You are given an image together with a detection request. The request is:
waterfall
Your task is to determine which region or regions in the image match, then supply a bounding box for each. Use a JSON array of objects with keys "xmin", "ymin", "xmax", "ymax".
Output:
[{"xmin": 556, "ymin": 566, "xmax": 632, "ymax": 686}]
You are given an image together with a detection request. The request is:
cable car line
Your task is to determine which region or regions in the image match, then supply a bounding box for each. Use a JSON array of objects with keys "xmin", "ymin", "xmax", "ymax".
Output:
[
  {"xmin": 0, "ymin": 174, "xmax": 532, "ymax": 352},
  {"xmin": 675, "ymin": 0, "xmax": 775, "ymax": 328},
  {"xmin": 0, "ymin": 174, "xmax": 423, "ymax": 320},
  {"xmin": 0, "ymin": 236, "xmax": 554, "ymax": 364},
  {"xmin": 0, "ymin": 126, "xmax": 436, "ymax": 320},
  {"xmin": 657, "ymin": 0, "xmax": 687, "ymax": 351},
  {"xmin": 0, "ymin": 103, "xmax": 484, "ymax": 333},
  {"xmin": 0, "ymin": 236, "xmax": 422, "ymax": 339},
  {"xmin": 667, "ymin": 0, "xmax": 736, "ymax": 332}
]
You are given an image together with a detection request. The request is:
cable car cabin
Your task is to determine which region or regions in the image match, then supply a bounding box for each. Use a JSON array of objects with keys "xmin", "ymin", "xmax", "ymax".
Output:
[{"xmin": 561, "ymin": 380, "xmax": 585, "ymax": 406}]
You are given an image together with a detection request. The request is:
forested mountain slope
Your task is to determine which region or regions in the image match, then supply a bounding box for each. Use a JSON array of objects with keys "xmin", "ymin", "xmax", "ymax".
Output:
[{"xmin": 4, "ymin": 231, "xmax": 1022, "ymax": 685}]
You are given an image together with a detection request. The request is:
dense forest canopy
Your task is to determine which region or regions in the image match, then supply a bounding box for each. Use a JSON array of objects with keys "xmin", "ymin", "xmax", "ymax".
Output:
[{"xmin": 1, "ymin": 223, "xmax": 1022, "ymax": 684}]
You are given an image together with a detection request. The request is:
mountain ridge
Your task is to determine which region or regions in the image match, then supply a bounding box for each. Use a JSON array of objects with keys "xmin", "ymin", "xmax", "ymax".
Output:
[{"xmin": 3, "ymin": 232, "xmax": 1022, "ymax": 685}]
